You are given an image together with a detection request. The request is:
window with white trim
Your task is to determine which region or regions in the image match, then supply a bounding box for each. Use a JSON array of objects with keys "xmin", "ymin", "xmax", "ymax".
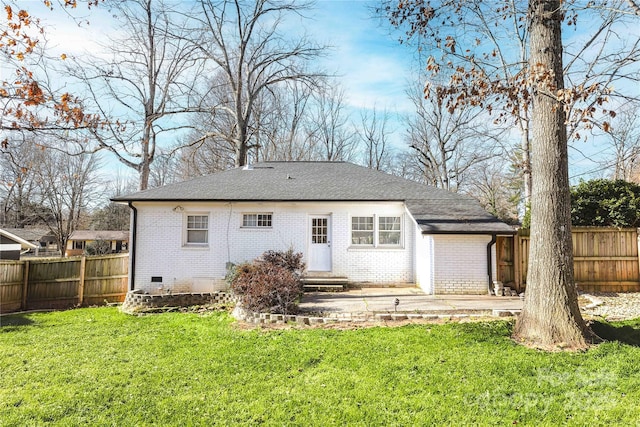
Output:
[
  {"xmin": 351, "ymin": 216, "xmax": 374, "ymax": 245},
  {"xmin": 351, "ymin": 215, "xmax": 402, "ymax": 247},
  {"xmin": 242, "ymin": 213, "xmax": 272, "ymax": 228},
  {"xmin": 186, "ymin": 214, "xmax": 208, "ymax": 245},
  {"xmin": 379, "ymin": 216, "xmax": 401, "ymax": 245}
]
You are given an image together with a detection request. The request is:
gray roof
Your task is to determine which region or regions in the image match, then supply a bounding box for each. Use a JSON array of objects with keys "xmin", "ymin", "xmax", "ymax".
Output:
[
  {"xmin": 2, "ymin": 228, "xmax": 55, "ymax": 242},
  {"xmin": 113, "ymin": 162, "xmax": 514, "ymax": 234},
  {"xmin": 406, "ymin": 199, "xmax": 514, "ymax": 234},
  {"xmin": 0, "ymin": 229, "xmax": 38, "ymax": 249},
  {"xmin": 69, "ymin": 230, "xmax": 129, "ymax": 241}
]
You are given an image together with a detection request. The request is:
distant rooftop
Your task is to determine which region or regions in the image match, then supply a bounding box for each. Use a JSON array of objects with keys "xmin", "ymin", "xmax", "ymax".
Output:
[{"xmin": 69, "ymin": 230, "xmax": 129, "ymax": 241}]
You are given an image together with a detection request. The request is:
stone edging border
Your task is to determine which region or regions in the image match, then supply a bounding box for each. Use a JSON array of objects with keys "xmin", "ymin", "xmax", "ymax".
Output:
[
  {"xmin": 232, "ymin": 304, "xmax": 522, "ymax": 325},
  {"xmin": 120, "ymin": 290, "xmax": 522, "ymax": 323},
  {"xmin": 121, "ymin": 290, "xmax": 234, "ymax": 314}
]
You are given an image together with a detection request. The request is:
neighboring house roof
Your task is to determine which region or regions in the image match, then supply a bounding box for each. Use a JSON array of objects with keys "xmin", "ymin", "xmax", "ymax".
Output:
[
  {"xmin": 69, "ymin": 230, "xmax": 129, "ymax": 241},
  {"xmin": 112, "ymin": 161, "xmax": 514, "ymax": 234},
  {"xmin": 2, "ymin": 228, "xmax": 55, "ymax": 243},
  {"xmin": 0, "ymin": 229, "xmax": 38, "ymax": 250}
]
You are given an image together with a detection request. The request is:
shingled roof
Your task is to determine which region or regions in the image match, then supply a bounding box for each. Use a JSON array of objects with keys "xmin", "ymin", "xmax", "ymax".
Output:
[
  {"xmin": 69, "ymin": 230, "xmax": 129, "ymax": 241},
  {"xmin": 113, "ymin": 161, "xmax": 514, "ymax": 234}
]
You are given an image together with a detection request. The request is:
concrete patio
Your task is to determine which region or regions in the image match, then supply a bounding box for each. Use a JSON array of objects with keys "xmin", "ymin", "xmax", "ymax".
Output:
[{"xmin": 299, "ymin": 287, "xmax": 523, "ymax": 316}]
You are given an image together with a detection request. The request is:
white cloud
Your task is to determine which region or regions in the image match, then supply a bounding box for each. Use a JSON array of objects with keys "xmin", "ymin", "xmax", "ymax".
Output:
[{"xmin": 306, "ymin": 1, "xmax": 416, "ymax": 113}]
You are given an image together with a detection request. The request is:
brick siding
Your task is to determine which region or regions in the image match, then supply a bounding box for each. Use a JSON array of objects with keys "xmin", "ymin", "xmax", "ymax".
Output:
[
  {"xmin": 432, "ymin": 234, "xmax": 495, "ymax": 295},
  {"xmin": 132, "ymin": 201, "xmax": 414, "ymax": 293}
]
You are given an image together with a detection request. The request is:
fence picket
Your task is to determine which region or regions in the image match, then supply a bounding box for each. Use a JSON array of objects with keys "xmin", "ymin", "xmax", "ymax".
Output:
[
  {"xmin": 500, "ymin": 227, "xmax": 640, "ymax": 293},
  {"xmin": 1, "ymin": 254, "xmax": 128, "ymax": 314}
]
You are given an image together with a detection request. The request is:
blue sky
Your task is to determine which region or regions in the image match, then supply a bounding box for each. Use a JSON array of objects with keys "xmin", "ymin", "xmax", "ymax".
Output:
[
  {"xmin": 307, "ymin": 1, "xmax": 414, "ymax": 112},
  {"xmin": 19, "ymin": 0, "xmax": 639, "ymax": 184},
  {"xmin": 31, "ymin": 0, "xmax": 417, "ymax": 178},
  {"xmin": 37, "ymin": 0, "xmax": 414, "ymax": 114}
]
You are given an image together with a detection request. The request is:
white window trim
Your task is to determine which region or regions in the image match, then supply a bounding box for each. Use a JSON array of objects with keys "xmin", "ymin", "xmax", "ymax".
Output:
[
  {"xmin": 240, "ymin": 212, "xmax": 273, "ymax": 229},
  {"xmin": 183, "ymin": 212, "xmax": 210, "ymax": 247},
  {"xmin": 378, "ymin": 215, "xmax": 403, "ymax": 247},
  {"xmin": 350, "ymin": 216, "xmax": 374, "ymax": 247},
  {"xmin": 350, "ymin": 214, "xmax": 403, "ymax": 249}
]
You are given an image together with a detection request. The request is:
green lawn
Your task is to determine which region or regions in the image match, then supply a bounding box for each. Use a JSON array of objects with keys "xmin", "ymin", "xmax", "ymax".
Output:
[{"xmin": 1, "ymin": 308, "xmax": 639, "ymax": 426}]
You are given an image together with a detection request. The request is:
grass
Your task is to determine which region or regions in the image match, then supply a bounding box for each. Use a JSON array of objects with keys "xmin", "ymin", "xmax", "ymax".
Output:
[{"xmin": 1, "ymin": 308, "xmax": 639, "ymax": 426}]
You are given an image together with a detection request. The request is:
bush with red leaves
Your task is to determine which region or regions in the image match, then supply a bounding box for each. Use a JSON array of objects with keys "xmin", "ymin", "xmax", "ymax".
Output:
[
  {"xmin": 229, "ymin": 250, "xmax": 305, "ymax": 315},
  {"xmin": 260, "ymin": 248, "xmax": 305, "ymax": 276}
]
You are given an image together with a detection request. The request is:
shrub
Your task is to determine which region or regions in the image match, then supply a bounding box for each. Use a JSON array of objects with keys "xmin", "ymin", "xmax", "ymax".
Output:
[
  {"xmin": 260, "ymin": 248, "xmax": 305, "ymax": 276},
  {"xmin": 571, "ymin": 179, "xmax": 640, "ymax": 227},
  {"xmin": 85, "ymin": 240, "xmax": 112, "ymax": 256},
  {"xmin": 229, "ymin": 249, "xmax": 305, "ymax": 315}
]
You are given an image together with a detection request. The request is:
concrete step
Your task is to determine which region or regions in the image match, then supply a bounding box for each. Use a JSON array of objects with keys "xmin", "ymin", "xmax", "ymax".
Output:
[
  {"xmin": 303, "ymin": 284, "xmax": 345, "ymax": 292},
  {"xmin": 302, "ymin": 276, "xmax": 348, "ymax": 292}
]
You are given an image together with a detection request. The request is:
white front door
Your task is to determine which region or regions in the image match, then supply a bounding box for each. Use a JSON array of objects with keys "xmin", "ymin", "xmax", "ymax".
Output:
[{"xmin": 308, "ymin": 215, "xmax": 332, "ymax": 271}]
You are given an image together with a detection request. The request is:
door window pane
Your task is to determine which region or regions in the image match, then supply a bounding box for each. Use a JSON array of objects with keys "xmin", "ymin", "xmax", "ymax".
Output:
[{"xmin": 312, "ymin": 218, "xmax": 328, "ymax": 244}]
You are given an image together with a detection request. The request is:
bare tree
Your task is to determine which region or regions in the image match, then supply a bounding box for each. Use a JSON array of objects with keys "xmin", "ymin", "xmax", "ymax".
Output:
[
  {"xmin": 605, "ymin": 104, "xmax": 640, "ymax": 181},
  {"xmin": 34, "ymin": 141, "xmax": 100, "ymax": 257},
  {"xmin": 70, "ymin": 0, "xmax": 204, "ymax": 190},
  {"xmin": 405, "ymin": 83, "xmax": 500, "ymax": 192},
  {"xmin": 464, "ymin": 161, "xmax": 521, "ymax": 224},
  {"xmin": 388, "ymin": 150, "xmax": 425, "ymax": 182},
  {"xmin": 255, "ymin": 80, "xmax": 318, "ymax": 162},
  {"xmin": 148, "ymin": 152, "xmax": 181, "ymax": 188},
  {"xmin": 188, "ymin": 0, "xmax": 327, "ymax": 167},
  {"xmin": 512, "ymin": 0, "xmax": 593, "ymax": 348},
  {"xmin": 179, "ymin": 71, "xmax": 245, "ymax": 176},
  {"xmin": 381, "ymin": 0, "xmax": 640, "ymax": 349},
  {"xmin": 383, "ymin": 0, "xmax": 640, "ymax": 211},
  {"xmin": 178, "ymin": 77, "xmax": 322, "ymax": 178},
  {"xmin": 0, "ymin": 136, "xmax": 47, "ymax": 227},
  {"xmin": 177, "ymin": 138, "xmax": 236, "ymax": 179},
  {"xmin": 358, "ymin": 106, "xmax": 393, "ymax": 170},
  {"xmin": 307, "ymin": 86, "xmax": 357, "ymax": 162},
  {"xmin": 90, "ymin": 204, "xmax": 131, "ymax": 231},
  {"xmin": 90, "ymin": 169, "xmax": 136, "ymax": 231}
]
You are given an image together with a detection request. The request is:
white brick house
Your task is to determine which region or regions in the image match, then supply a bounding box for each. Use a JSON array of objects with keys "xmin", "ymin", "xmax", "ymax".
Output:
[{"xmin": 113, "ymin": 162, "xmax": 514, "ymax": 295}]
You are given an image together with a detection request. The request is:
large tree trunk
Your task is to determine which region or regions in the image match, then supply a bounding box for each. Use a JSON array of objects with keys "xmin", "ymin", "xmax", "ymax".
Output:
[{"xmin": 512, "ymin": 0, "xmax": 596, "ymax": 350}]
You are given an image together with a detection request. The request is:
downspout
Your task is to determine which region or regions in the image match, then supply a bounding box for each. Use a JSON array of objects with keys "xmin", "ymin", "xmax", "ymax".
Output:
[
  {"xmin": 487, "ymin": 234, "xmax": 497, "ymax": 294},
  {"xmin": 128, "ymin": 202, "xmax": 138, "ymax": 291}
]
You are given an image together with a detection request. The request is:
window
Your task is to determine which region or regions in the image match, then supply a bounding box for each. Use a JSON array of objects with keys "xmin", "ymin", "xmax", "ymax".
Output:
[
  {"xmin": 351, "ymin": 216, "xmax": 374, "ymax": 245},
  {"xmin": 312, "ymin": 217, "xmax": 328, "ymax": 244},
  {"xmin": 73, "ymin": 240, "xmax": 85, "ymax": 250},
  {"xmin": 379, "ymin": 216, "xmax": 401, "ymax": 245},
  {"xmin": 242, "ymin": 213, "xmax": 272, "ymax": 228},
  {"xmin": 351, "ymin": 215, "xmax": 402, "ymax": 247},
  {"xmin": 186, "ymin": 214, "xmax": 208, "ymax": 244}
]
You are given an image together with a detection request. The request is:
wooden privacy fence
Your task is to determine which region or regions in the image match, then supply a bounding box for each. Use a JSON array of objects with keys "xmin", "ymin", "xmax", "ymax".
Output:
[
  {"xmin": 0, "ymin": 254, "xmax": 128, "ymax": 314},
  {"xmin": 497, "ymin": 227, "xmax": 640, "ymax": 293}
]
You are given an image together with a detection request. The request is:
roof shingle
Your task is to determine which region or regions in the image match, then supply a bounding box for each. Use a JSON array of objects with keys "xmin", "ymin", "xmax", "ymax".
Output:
[{"xmin": 113, "ymin": 161, "xmax": 514, "ymax": 234}]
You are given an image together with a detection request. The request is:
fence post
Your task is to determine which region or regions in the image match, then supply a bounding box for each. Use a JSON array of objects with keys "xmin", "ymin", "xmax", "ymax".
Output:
[
  {"xmin": 637, "ymin": 228, "xmax": 640, "ymax": 288},
  {"xmin": 78, "ymin": 256, "xmax": 86, "ymax": 306},
  {"xmin": 513, "ymin": 233, "xmax": 520, "ymax": 292},
  {"xmin": 21, "ymin": 261, "xmax": 29, "ymax": 310}
]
